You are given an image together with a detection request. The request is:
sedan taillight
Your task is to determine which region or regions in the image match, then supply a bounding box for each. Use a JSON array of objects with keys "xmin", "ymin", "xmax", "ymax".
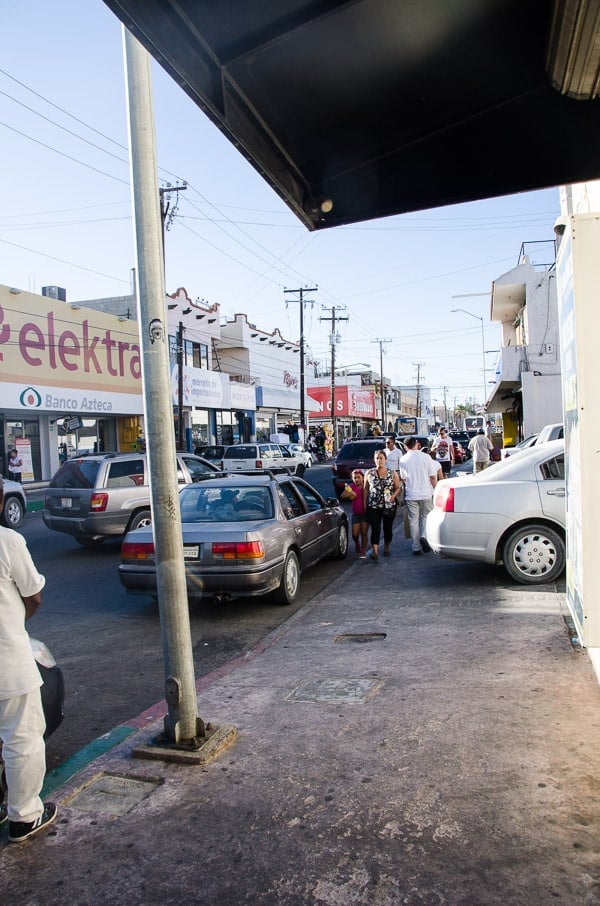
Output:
[
  {"xmin": 212, "ymin": 541, "xmax": 264, "ymax": 560},
  {"xmin": 122, "ymin": 541, "xmax": 155, "ymax": 561},
  {"xmin": 90, "ymin": 492, "xmax": 109, "ymax": 512},
  {"xmin": 435, "ymin": 485, "xmax": 455, "ymax": 512}
]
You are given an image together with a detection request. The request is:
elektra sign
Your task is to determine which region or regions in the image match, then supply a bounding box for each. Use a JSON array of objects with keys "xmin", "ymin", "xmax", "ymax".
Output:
[
  {"xmin": 0, "ymin": 287, "xmax": 144, "ymax": 413},
  {"xmin": 0, "ymin": 289, "xmax": 142, "ymax": 398}
]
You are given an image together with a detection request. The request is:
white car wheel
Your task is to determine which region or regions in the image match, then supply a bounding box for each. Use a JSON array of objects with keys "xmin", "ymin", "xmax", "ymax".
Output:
[
  {"xmin": 333, "ymin": 522, "xmax": 349, "ymax": 559},
  {"xmin": 273, "ymin": 550, "xmax": 300, "ymax": 605},
  {"xmin": 502, "ymin": 524, "xmax": 565, "ymax": 585}
]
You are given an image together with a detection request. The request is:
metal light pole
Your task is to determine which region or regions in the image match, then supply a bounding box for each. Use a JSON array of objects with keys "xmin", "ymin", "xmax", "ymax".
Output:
[
  {"xmin": 123, "ymin": 28, "xmax": 203, "ymax": 748},
  {"xmin": 451, "ymin": 308, "xmax": 487, "ymax": 408}
]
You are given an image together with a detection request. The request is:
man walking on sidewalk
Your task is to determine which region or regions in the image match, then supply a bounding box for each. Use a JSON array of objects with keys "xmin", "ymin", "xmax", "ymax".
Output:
[
  {"xmin": 0, "ymin": 476, "xmax": 57, "ymax": 843},
  {"xmin": 468, "ymin": 428, "xmax": 494, "ymax": 473},
  {"xmin": 400, "ymin": 437, "xmax": 439, "ymax": 555},
  {"xmin": 431, "ymin": 427, "xmax": 454, "ymax": 478}
]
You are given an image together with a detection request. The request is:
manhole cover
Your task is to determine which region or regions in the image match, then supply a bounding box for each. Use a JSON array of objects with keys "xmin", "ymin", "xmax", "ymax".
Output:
[
  {"xmin": 66, "ymin": 773, "xmax": 161, "ymax": 816},
  {"xmin": 334, "ymin": 632, "xmax": 387, "ymax": 644},
  {"xmin": 286, "ymin": 677, "xmax": 383, "ymax": 703}
]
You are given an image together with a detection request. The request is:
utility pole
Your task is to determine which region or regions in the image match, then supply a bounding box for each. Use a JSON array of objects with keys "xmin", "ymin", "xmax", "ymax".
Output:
[
  {"xmin": 443, "ymin": 386, "xmax": 449, "ymax": 424},
  {"xmin": 320, "ymin": 305, "xmax": 348, "ymax": 451},
  {"xmin": 159, "ymin": 182, "xmax": 187, "ymax": 267},
  {"xmin": 413, "ymin": 362, "xmax": 425, "ymax": 418},
  {"xmin": 371, "ymin": 338, "xmax": 392, "ymax": 430},
  {"xmin": 284, "ymin": 286, "xmax": 317, "ymax": 440},
  {"xmin": 177, "ymin": 321, "xmax": 185, "ymax": 449},
  {"xmin": 159, "ymin": 183, "xmax": 187, "ymax": 447}
]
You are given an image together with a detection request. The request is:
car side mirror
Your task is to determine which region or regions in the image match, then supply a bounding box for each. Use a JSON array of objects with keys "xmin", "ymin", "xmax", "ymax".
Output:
[{"xmin": 326, "ymin": 497, "xmax": 339, "ymax": 507}]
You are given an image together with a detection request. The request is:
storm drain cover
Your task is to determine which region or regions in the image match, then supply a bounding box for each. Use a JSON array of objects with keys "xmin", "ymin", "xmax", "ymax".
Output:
[
  {"xmin": 334, "ymin": 632, "xmax": 387, "ymax": 644},
  {"xmin": 66, "ymin": 773, "xmax": 161, "ymax": 816},
  {"xmin": 286, "ymin": 677, "xmax": 383, "ymax": 704}
]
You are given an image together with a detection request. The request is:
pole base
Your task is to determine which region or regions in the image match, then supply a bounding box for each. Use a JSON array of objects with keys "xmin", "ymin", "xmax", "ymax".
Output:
[{"xmin": 132, "ymin": 723, "xmax": 237, "ymax": 765}]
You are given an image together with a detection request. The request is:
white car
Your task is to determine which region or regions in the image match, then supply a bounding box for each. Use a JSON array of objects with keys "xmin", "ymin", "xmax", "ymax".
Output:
[
  {"xmin": 286, "ymin": 443, "xmax": 312, "ymax": 469},
  {"xmin": 220, "ymin": 443, "xmax": 306, "ymax": 476},
  {"xmin": 501, "ymin": 433, "xmax": 539, "ymax": 459},
  {"xmin": 502, "ymin": 423, "xmax": 563, "ymax": 459},
  {"xmin": 426, "ymin": 439, "xmax": 565, "ymax": 585}
]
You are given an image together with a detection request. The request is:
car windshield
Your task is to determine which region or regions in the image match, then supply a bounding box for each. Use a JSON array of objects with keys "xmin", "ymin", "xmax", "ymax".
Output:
[
  {"xmin": 179, "ymin": 485, "xmax": 274, "ymax": 522},
  {"xmin": 49, "ymin": 459, "xmax": 101, "ymax": 489}
]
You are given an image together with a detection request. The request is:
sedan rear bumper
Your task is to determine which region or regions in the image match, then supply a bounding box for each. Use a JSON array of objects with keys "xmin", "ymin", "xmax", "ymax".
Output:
[{"xmin": 118, "ymin": 560, "xmax": 283, "ymax": 600}]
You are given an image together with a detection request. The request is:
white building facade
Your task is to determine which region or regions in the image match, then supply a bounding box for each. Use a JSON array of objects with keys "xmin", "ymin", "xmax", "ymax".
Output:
[{"xmin": 486, "ymin": 256, "xmax": 562, "ymax": 445}]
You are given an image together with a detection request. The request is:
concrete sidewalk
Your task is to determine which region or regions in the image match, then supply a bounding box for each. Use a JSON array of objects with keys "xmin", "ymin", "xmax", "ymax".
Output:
[{"xmin": 2, "ymin": 544, "xmax": 600, "ymax": 905}]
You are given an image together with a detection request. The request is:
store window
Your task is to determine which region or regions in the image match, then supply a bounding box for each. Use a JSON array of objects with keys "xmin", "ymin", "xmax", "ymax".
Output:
[
  {"xmin": 191, "ymin": 410, "xmax": 210, "ymax": 446},
  {"xmin": 215, "ymin": 411, "xmax": 235, "ymax": 446}
]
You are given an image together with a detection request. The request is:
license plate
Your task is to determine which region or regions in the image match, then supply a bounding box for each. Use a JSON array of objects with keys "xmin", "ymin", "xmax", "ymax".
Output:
[
  {"xmin": 183, "ymin": 545, "xmax": 199, "ymax": 559},
  {"xmin": 61, "ymin": 498, "xmax": 72, "ymax": 508}
]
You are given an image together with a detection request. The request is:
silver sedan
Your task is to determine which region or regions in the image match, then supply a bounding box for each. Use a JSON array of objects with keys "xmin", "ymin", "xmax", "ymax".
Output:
[
  {"xmin": 119, "ymin": 473, "xmax": 348, "ymax": 605},
  {"xmin": 426, "ymin": 439, "xmax": 565, "ymax": 584}
]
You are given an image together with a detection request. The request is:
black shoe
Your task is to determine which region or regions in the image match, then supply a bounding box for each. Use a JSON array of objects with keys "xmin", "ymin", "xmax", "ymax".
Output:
[
  {"xmin": 8, "ymin": 802, "xmax": 57, "ymax": 843},
  {"xmin": 0, "ymin": 804, "xmax": 7, "ymax": 828},
  {"xmin": 420, "ymin": 537, "xmax": 431, "ymax": 553},
  {"xmin": 412, "ymin": 549, "xmax": 422, "ymax": 556}
]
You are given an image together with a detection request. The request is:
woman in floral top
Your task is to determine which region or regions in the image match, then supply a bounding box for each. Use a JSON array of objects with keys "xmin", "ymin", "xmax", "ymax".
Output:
[{"xmin": 363, "ymin": 449, "xmax": 402, "ymax": 560}]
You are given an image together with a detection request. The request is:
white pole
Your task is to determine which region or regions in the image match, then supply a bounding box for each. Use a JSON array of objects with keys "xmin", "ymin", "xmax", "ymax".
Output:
[{"xmin": 123, "ymin": 27, "xmax": 202, "ymax": 746}]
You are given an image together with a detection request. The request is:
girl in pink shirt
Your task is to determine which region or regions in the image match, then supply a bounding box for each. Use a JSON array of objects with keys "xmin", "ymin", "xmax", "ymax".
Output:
[{"xmin": 342, "ymin": 469, "xmax": 369, "ymax": 559}]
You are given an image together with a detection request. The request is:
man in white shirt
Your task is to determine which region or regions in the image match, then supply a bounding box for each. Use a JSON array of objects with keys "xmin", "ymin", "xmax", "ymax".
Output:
[
  {"xmin": 431, "ymin": 427, "xmax": 454, "ymax": 478},
  {"xmin": 468, "ymin": 428, "xmax": 494, "ymax": 473},
  {"xmin": 0, "ymin": 477, "xmax": 57, "ymax": 842},
  {"xmin": 399, "ymin": 437, "xmax": 439, "ymax": 555},
  {"xmin": 384, "ymin": 436, "xmax": 402, "ymax": 472}
]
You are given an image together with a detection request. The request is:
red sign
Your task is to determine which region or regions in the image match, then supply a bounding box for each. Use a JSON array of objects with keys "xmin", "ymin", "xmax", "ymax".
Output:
[{"xmin": 307, "ymin": 385, "xmax": 376, "ymax": 418}]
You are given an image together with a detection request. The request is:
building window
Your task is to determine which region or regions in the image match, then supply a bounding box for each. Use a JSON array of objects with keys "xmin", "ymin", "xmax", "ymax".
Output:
[{"xmin": 168, "ymin": 337, "xmax": 209, "ymax": 370}]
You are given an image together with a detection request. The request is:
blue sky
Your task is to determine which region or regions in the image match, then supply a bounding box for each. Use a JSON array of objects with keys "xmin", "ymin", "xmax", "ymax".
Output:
[{"xmin": 2, "ymin": 1, "xmax": 561, "ymax": 407}]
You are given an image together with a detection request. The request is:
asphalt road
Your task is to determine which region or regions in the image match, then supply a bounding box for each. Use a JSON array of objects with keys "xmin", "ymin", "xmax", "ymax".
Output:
[{"xmin": 21, "ymin": 463, "xmax": 351, "ymax": 771}]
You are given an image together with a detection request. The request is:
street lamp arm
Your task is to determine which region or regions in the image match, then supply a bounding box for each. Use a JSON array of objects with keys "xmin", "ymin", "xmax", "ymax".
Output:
[
  {"xmin": 451, "ymin": 307, "xmax": 483, "ymax": 323},
  {"xmin": 451, "ymin": 308, "xmax": 487, "ymax": 408}
]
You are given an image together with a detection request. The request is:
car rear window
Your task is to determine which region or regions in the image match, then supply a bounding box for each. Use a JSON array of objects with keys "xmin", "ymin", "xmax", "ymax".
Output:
[
  {"xmin": 49, "ymin": 459, "xmax": 101, "ymax": 489},
  {"xmin": 195, "ymin": 445, "xmax": 224, "ymax": 458},
  {"xmin": 336, "ymin": 442, "xmax": 384, "ymax": 461},
  {"xmin": 106, "ymin": 459, "xmax": 145, "ymax": 487},
  {"xmin": 179, "ymin": 485, "xmax": 274, "ymax": 521},
  {"xmin": 223, "ymin": 446, "xmax": 256, "ymax": 459}
]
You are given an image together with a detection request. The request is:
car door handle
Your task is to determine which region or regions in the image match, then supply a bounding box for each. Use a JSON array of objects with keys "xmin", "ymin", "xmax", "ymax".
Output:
[{"xmin": 546, "ymin": 488, "xmax": 565, "ymax": 497}]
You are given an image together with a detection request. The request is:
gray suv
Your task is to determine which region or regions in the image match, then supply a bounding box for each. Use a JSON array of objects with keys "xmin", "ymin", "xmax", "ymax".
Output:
[{"xmin": 43, "ymin": 451, "xmax": 218, "ymax": 545}]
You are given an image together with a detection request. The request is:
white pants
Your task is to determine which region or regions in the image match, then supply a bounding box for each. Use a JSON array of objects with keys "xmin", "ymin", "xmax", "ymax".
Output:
[
  {"xmin": 0, "ymin": 689, "xmax": 46, "ymax": 823},
  {"xmin": 406, "ymin": 498, "xmax": 433, "ymax": 551}
]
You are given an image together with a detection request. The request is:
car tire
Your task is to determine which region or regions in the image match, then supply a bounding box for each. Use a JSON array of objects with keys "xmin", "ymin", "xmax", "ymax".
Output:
[
  {"xmin": 295, "ymin": 463, "xmax": 305, "ymax": 478},
  {"xmin": 502, "ymin": 523, "xmax": 565, "ymax": 585},
  {"xmin": 129, "ymin": 510, "xmax": 152, "ymax": 531},
  {"xmin": 1, "ymin": 494, "xmax": 24, "ymax": 529},
  {"xmin": 332, "ymin": 522, "xmax": 349, "ymax": 559},
  {"xmin": 272, "ymin": 550, "xmax": 300, "ymax": 605}
]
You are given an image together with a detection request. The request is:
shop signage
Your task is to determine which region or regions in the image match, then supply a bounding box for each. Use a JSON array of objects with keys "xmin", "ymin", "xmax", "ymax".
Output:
[
  {"xmin": 307, "ymin": 385, "xmax": 376, "ymax": 418},
  {"xmin": 0, "ymin": 286, "xmax": 143, "ymax": 411},
  {"xmin": 171, "ymin": 365, "xmax": 256, "ymax": 411}
]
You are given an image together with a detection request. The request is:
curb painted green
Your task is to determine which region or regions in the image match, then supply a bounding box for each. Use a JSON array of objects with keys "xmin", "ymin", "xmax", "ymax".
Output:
[{"xmin": 42, "ymin": 725, "xmax": 137, "ymax": 797}]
